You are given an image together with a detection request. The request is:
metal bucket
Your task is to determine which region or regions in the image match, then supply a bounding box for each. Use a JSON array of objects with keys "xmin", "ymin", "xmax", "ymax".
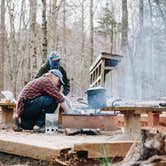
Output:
[{"xmin": 87, "ymin": 87, "xmax": 106, "ymax": 109}]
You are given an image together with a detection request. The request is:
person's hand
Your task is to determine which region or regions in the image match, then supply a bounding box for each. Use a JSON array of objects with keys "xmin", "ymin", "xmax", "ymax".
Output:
[{"xmin": 60, "ymin": 102, "xmax": 68, "ymax": 114}]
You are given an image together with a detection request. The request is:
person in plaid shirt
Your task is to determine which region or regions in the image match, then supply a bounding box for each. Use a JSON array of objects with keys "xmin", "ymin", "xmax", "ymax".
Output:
[{"xmin": 14, "ymin": 69, "xmax": 68, "ymax": 132}]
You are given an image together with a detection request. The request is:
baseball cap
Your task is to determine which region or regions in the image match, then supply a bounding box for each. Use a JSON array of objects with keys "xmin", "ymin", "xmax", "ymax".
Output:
[{"xmin": 50, "ymin": 69, "xmax": 64, "ymax": 85}]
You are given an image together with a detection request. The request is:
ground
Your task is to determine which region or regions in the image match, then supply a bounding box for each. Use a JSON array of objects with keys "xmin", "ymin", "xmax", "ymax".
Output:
[
  {"xmin": 0, "ymin": 152, "xmax": 52, "ymax": 166},
  {"xmin": 0, "ymin": 152, "xmax": 106, "ymax": 166}
]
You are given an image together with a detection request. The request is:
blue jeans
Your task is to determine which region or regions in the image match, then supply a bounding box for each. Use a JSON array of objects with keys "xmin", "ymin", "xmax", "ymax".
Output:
[{"xmin": 20, "ymin": 96, "xmax": 58, "ymax": 130}]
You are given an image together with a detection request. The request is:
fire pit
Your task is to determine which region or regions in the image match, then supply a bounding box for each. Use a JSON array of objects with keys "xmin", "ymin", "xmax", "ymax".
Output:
[
  {"xmin": 61, "ymin": 88, "xmax": 119, "ymax": 131},
  {"xmin": 61, "ymin": 113, "xmax": 118, "ymax": 131}
]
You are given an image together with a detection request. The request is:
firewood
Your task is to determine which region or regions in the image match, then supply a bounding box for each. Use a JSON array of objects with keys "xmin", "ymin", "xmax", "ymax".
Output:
[
  {"xmin": 64, "ymin": 128, "xmax": 100, "ymax": 136},
  {"xmin": 55, "ymin": 158, "xmax": 68, "ymax": 166},
  {"xmin": 112, "ymin": 129, "xmax": 166, "ymax": 166},
  {"xmin": 133, "ymin": 155, "xmax": 166, "ymax": 166}
]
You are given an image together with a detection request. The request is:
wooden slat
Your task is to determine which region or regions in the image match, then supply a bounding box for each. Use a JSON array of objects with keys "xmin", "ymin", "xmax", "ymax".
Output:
[
  {"xmin": 74, "ymin": 141, "xmax": 134, "ymax": 158},
  {"xmin": 0, "ymin": 102, "xmax": 16, "ymax": 107},
  {"xmin": 90, "ymin": 75, "xmax": 102, "ymax": 87},
  {"xmin": 102, "ymin": 106, "xmax": 166, "ymax": 113},
  {"xmin": 0, "ymin": 132, "xmax": 72, "ymax": 161},
  {"xmin": 0, "ymin": 139, "xmax": 63, "ymax": 161},
  {"xmin": 89, "ymin": 52, "xmax": 122, "ymax": 72}
]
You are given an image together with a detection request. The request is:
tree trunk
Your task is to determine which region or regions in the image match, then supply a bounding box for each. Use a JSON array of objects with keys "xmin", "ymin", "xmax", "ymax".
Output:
[
  {"xmin": 48, "ymin": 0, "xmax": 63, "ymax": 50},
  {"xmin": 121, "ymin": 0, "xmax": 128, "ymax": 51},
  {"xmin": 63, "ymin": 0, "xmax": 66, "ymax": 61},
  {"xmin": 120, "ymin": 0, "xmax": 129, "ymax": 98},
  {"xmin": 0, "ymin": 0, "xmax": 5, "ymax": 95},
  {"xmin": 147, "ymin": 0, "xmax": 154, "ymax": 98},
  {"xmin": 29, "ymin": 0, "xmax": 37, "ymax": 79},
  {"xmin": 81, "ymin": 0, "xmax": 85, "ymax": 95},
  {"xmin": 110, "ymin": 2, "xmax": 114, "ymax": 54},
  {"xmin": 121, "ymin": 0, "xmax": 138, "ymax": 99},
  {"xmin": 41, "ymin": 0, "xmax": 47, "ymax": 63},
  {"xmin": 90, "ymin": 0, "xmax": 94, "ymax": 65},
  {"xmin": 155, "ymin": 0, "xmax": 166, "ymax": 33},
  {"xmin": 50, "ymin": 0, "xmax": 57, "ymax": 49},
  {"xmin": 7, "ymin": 0, "xmax": 17, "ymax": 97},
  {"xmin": 110, "ymin": 28, "xmax": 114, "ymax": 54}
]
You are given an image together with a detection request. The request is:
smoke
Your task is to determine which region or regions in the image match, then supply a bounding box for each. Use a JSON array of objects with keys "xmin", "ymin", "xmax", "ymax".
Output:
[{"xmin": 104, "ymin": 1, "xmax": 166, "ymax": 101}]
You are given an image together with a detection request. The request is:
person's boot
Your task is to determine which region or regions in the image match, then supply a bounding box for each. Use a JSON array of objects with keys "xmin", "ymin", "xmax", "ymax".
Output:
[
  {"xmin": 13, "ymin": 117, "xmax": 23, "ymax": 132},
  {"xmin": 33, "ymin": 125, "xmax": 45, "ymax": 133}
]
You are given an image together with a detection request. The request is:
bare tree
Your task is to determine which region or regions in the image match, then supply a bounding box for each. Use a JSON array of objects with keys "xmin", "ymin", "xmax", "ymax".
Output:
[
  {"xmin": 80, "ymin": 0, "xmax": 85, "ymax": 94},
  {"xmin": 48, "ymin": 0, "xmax": 63, "ymax": 50},
  {"xmin": 155, "ymin": 0, "xmax": 166, "ymax": 32},
  {"xmin": 0, "ymin": 0, "xmax": 5, "ymax": 95},
  {"xmin": 121, "ymin": 0, "xmax": 128, "ymax": 51},
  {"xmin": 63, "ymin": 0, "xmax": 66, "ymax": 60},
  {"xmin": 29, "ymin": 0, "xmax": 37, "ymax": 78},
  {"xmin": 7, "ymin": 0, "xmax": 18, "ymax": 97},
  {"xmin": 119, "ymin": 0, "xmax": 129, "ymax": 98},
  {"xmin": 41, "ymin": 0, "xmax": 47, "ymax": 63},
  {"xmin": 90, "ymin": 0, "xmax": 94, "ymax": 65}
]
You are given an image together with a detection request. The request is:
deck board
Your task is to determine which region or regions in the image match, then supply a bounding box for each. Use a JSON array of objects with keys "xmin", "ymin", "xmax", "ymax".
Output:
[{"xmin": 0, "ymin": 130, "xmax": 127, "ymax": 161}]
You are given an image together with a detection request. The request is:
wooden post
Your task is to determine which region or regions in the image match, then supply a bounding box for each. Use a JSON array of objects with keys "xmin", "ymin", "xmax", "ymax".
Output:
[
  {"xmin": 148, "ymin": 112, "xmax": 160, "ymax": 126},
  {"xmin": 123, "ymin": 111, "xmax": 141, "ymax": 138},
  {"xmin": 1, "ymin": 107, "xmax": 14, "ymax": 127},
  {"xmin": 101, "ymin": 59, "xmax": 105, "ymax": 87}
]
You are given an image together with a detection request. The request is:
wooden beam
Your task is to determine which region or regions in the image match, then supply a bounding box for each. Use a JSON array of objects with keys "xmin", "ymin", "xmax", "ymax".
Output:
[
  {"xmin": 102, "ymin": 106, "xmax": 166, "ymax": 113},
  {"xmin": 62, "ymin": 114, "xmax": 118, "ymax": 131},
  {"xmin": 74, "ymin": 141, "xmax": 133, "ymax": 158},
  {"xmin": 0, "ymin": 132, "xmax": 72, "ymax": 161},
  {"xmin": 0, "ymin": 139, "xmax": 64, "ymax": 161}
]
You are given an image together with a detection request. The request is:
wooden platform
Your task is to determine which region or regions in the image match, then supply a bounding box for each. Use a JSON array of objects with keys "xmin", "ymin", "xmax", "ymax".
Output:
[
  {"xmin": 102, "ymin": 106, "xmax": 166, "ymax": 137},
  {"xmin": 0, "ymin": 130, "xmax": 134, "ymax": 161},
  {"xmin": 117, "ymin": 114, "xmax": 166, "ymax": 127}
]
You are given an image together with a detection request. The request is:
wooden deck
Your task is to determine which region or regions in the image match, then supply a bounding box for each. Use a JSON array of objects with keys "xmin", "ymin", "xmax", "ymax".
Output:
[{"xmin": 0, "ymin": 130, "xmax": 135, "ymax": 161}]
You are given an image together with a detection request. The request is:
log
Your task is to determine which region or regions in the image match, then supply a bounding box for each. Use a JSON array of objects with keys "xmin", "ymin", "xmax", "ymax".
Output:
[
  {"xmin": 65, "ymin": 128, "xmax": 101, "ymax": 136},
  {"xmin": 112, "ymin": 129, "xmax": 166, "ymax": 166}
]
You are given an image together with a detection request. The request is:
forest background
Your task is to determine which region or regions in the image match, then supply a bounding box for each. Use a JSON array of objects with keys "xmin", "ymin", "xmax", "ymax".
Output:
[{"xmin": 0, "ymin": 0, "xmax": 165, "ymax": 100}]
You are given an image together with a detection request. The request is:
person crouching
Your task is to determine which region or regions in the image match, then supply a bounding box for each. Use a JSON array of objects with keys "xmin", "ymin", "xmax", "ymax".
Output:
[{"xmin": 14, "ymin": 69, "xmax": 68, "ymax": 132}]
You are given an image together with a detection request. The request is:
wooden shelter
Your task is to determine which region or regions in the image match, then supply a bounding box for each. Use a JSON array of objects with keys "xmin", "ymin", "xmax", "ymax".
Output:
[{"xmin": 89, "ymin": 52, "xmax": 122, "ymax": 88}]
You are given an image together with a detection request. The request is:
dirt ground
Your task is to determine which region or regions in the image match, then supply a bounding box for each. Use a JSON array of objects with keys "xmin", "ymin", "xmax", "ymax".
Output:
[
  {"xmin": 0, "ymin": 152, "xmax": 103, "ymax": 166},
  {"xmin": 0, "ymin": 152, "xmax": 54, "ymax": 166}
]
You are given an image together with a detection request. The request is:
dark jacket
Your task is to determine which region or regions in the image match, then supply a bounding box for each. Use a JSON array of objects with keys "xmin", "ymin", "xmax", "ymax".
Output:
[{"xmin": 35, "ymin": 60, "xmax": 70, "ymax": 96}]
